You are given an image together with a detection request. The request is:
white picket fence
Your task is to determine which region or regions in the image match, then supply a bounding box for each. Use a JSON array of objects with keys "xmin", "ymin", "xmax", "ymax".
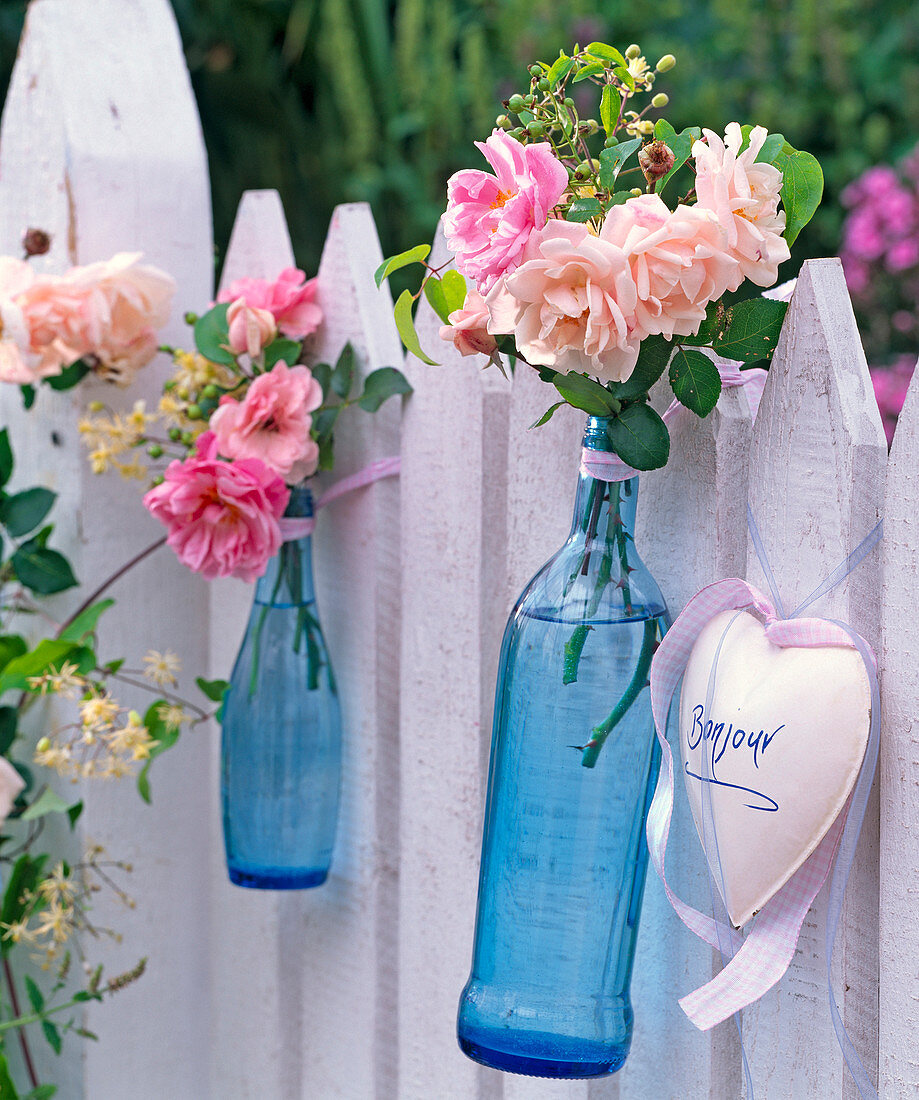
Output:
[{"xmin": 0, "ymin": 2, "xmax": 915, "ymax": 1098}]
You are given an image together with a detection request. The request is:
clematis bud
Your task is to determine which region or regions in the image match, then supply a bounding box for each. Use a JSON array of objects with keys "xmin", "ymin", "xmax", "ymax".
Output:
[
  {"xmin": 638, "ymin": 140, "xmax": 676, "ymax": 186},
  {"xmin": 656, "ymin": 54, "xmax": 676, "ymax": 72},
  {"xmin": 652, "ymin": 93, "xmax": 669, "ymax": 108}
]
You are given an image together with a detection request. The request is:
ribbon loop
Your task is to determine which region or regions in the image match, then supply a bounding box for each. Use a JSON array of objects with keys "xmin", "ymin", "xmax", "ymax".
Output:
[{"xmin": 279, "ymin": 456, "xmax": 401, "ymax": 542}]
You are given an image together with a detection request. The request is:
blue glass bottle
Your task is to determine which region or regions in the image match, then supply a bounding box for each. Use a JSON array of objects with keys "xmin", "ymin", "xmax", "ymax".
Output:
[
  {"xmin": 457, "ymin": 416, "xmax": 668, "ymax": 1079},
  {"xmin": 221, "ymin": 485, "xmax": 342, "ymax": 889}
]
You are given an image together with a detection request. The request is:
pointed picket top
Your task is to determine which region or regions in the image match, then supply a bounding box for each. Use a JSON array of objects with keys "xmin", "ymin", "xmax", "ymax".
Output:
[
  {"xmin": 0, "ymin": 0, "xmax": 213, "ymax": 1094},
  {"xmin": 398, "ymin": 225, "xmax": 509, "ymax": 1098},
  {"xmin": 219, "ymin": 189, "xmax": 296, "ymax": 286},
  {"xmin": 743, "ymin": 258, "xmax": 884, "ymax": 1097},
  {"xmin": 879, "ymin": 355, "xmax": 919, "ymax": 1097}
]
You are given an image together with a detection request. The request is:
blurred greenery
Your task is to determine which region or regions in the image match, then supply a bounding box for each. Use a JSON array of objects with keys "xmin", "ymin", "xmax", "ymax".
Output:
[{"xmin": 1, "ymin": 0, "xmax": 918, "ymax": 285}]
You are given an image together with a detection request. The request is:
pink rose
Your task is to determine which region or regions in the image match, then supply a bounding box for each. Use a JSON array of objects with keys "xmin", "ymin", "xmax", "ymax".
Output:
[
  {"xmin": 439, "ymin": 289, "xmax": 498, "ymax": 357},
  {"xmin": 218, "ymin": 268, "xmax": 322, "ymax": 340},
  {"xmin": 210, "ymin": 361, "xmax": 323, "ymax": 481},
  {"xmin": 226, "ymin": 299, "xmax": 278, "ymax": 358},
  {"xmin": 693, "ymin": 124, "xmax": 790, "ymax": 288},
  {"xmin": 444, "ymin": 129, "xmax": 569, "ymax": 292},
  {"xmin": 17, "ymin": 252, "xmax": 175, "ymax": 383},
  {"xmin": 486, "ymin": 220, "xmax": 642, "ymax": 383},
  {"xmin": 0, "ymin": 756, "xmax": 24, "ymax": 826},
  {"xmin": 144, "ymin": 432, "xmax": 289, "ymax": 582},
  {"xmin": 601, "ymin": 194, "xmax": 739, "ymax": 341}
]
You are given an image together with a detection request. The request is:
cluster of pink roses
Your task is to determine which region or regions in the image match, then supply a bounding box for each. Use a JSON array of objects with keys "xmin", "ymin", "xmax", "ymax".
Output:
[
  {"xmin": 143, "ymin": 269, "xmax": 325, "ymax": 583},
  {"xmin": 441, "ymin": 124, "xmax": 790, "ymax": 382},
  {"xmin": 0, "ymin": 252, "xmax": 175, "ymax": 385}
]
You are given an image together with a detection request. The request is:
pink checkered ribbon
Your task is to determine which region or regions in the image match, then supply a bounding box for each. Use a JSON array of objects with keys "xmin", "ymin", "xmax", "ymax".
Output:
[
  {"xmin": 645, "ymin": 511, "xmax": 882, "ymax": 1100},
  {"xmin": 580, "ymin": 357, "xmax": 767, "ymax": 484},
  {"xmin": 278, "ymin": 456, "xmax": 401, "ymax": 541}
]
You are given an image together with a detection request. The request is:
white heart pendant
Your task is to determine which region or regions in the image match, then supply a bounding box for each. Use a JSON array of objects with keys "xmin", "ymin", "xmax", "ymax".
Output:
[{"xmin": 679, "ymin": 610, "xmax": 871, "ymax": 928}]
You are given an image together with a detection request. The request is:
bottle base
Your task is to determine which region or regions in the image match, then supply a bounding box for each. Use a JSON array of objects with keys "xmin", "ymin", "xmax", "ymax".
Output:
[
  {"xmin": 457, "ymin": 1022, "xmax": 628, "ymax": 1079},
  {"xmin": 227, "ymin": 865, "xmax": 329, "ymax": 890}
]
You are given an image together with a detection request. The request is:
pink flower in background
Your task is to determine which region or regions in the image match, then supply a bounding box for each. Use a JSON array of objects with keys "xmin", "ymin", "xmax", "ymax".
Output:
[
  {"xmin": 600, "ymin": 194, "xmax": 738, "ymax": 340},
  {"xmin": 0, "ymin": 257, "xmax": 41, "ymax": 383},
  {"xmin": 17, "ymin": 252, "xmax": 175, "ymax": 383},
  {"xmin": 486, "ymin": 220, "xmax": 641, "ymax": 383},
  {"xmin": 693, "ymin": 123, "xmax": 790, "ymax": 288},
  {"xmin": 143, "ymin": 431, "xmax": 289, "ymax": 582},
  {"xmin": 225, "ymin": 299, "xmax": 277, "ymax": 357},
  {"xmin": 439, "ymin": 289, "xmax": 498, "ymax": 357},
  {"xmin": 444, "ymin": 129, "xmax": 569, "ymax": 292},
  {"xmin": 210, "ymin": 361, "xmax": 323, "ymax": 481},
  {"xmin": 870, "ymin": 356, "xmax": 915, "ymax": 445},
  {"xmin": 218, "ymin": 268, "xmax": 322, "ymax": 340}
]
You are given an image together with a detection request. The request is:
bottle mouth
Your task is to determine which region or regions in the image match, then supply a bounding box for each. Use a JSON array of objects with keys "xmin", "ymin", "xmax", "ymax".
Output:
[
  {"xmin": 284, "ymin": 484, "xmax": 315, "ymax": 519},
  {"xmin": 583, "ymin": 415, "xmax": 614, "ymax": 453}
]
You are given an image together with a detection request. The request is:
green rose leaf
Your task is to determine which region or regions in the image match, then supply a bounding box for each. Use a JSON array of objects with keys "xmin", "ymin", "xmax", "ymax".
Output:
[
  {"xmin": 598, "ymin": 138, "xmax": 642, "ymax": 188},
  {"xmin": 59, "ymin": 599, "xmax": 115, "ymax": 643},
  {"xmin": 654, "ymin": 119, "xmax": 678, "ymax": 144},
  {"xmin": 20, "ymin": 787, "xmax": 73, "ymax": 823},
  {"xmin": 194, "ymin": 303, "xmax": 234, "ymax": 365},
  {"xmin": 263, "ymin": 338, "xmax": 301, "ymax": 367},
  {"xmin": 440, "ymin": 270, "xmax": 467, "ymax": 314},
  {"xmin": 566, "ymin": 197, "xmax": 603, "ymax": 222},
  {"xmin": 669, "ymin": 348, "xmax": 723, "ymax": 417},
  {"xmin": 47, "ymin": 359, "xmax": 91, "ymax": 391},
  {"xmin": 599, "ymin": 84, "xmax": 619, "ymax": 138},
  {"xmin": 357, "ymin": 367, "xmax": 413, "ymax": 413},
  {"xmin": 0, "ymin": 488, "xmax": 56, "ymax": 538},
  {"xmin": 606, "ymin": 402, "xmax": 671, "ymax": 470},
  {"xmin": 530, "ymin": 401, "xmax": 565, "ymax": 429},
  {"xmin": 714, "ymin": 298, "xmax": 788, "ymax": 363},
  {"xmin": 572, "ymin": 62, "xmax": 605, "ymax": 82},
  {"xmin": 20, "ymin": 385, "xmax": 36, "ymax": 410},
  {"xmin": 0, "ymin": 429, "xmax": 12, "ymax": 488},
  {"xmin": 11, "ymin": 541, "xmax": 78, "ymax": 595},
  {"xmin": 553, "ymin": 372, "xmax": 617, "ymax": 416},
  {"xmin": 612, "ymin": 335, "xmax": 673, "ymax": 401},
  {"xmin": 0, "ymin": 635, "xmax": 28, "ymax": 674},
  {"xmin": 547, "ymin": 53, "xmax": 574, "ymax": 84},
  {"xmin": 0, "ymin": 706, "xmax": 17, "ymax": 755},
  {"xmin": 310, "ymin": 361, "xmax": 332, "ymax": 399},
  {"xmin": 585, "ymin": 42, "xmax": 628, "ymax": 67},
  {"xmin": 374, "ymin": 244, "xmax": 430, "ymax": 289},
  {"xmin": 423, "ymin": 279, "xmax": 450, "ymax": 324},
  {"xmin": 1, "ymin": 853, "xmax": 47, "ymax": 954},
  {"xmin": 676, "ymin": 300, "xmax": 723, "ymax": 347},
  {"xmin": 330, "ymin": 343, "xmax": 355, "ymax": 399},
  {"xmin": 394, "ymin": 290, "xmax": 437, "ymax": 365},
  {"xmin": 0, "ymin": 1050, "xmax": 19, "ymax": 1099},
  {"xmin": 136, "ymin": 700, "xmax": 183, "ymax": 805},
  {"xmin": 774, "ymin": 148, "xmax": 824, "ymax": 246},
  {"xmin": 196, "ymin": 676, "xmax": 229, "ymax": 703},
  {"xmin": 41, "ymin": 1020, "xmax": 62, "ymax": 1055}
]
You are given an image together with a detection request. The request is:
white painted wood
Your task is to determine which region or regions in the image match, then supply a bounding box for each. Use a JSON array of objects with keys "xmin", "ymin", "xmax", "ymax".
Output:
[
  {"xmin": 295, "ymin": 202, "xmax": 404, "ymax": 1098},
  {"xmin": 397, "ymin": 227, "xmax": 510, "ymax": 1100},
  {"xmin": 0, "ymin": 1, "xmax": 213, "ymax": 1096},
  {"xmin": 743, "ymin": 259, "xmax": 885, "ymax": 1098},
  {"xmin": 879, "ymin": 356, "xmax": 919, "ymax": 1098},
  {"xmin": 616, "ymin": 375, "xmax": 754, "ymax": 1100},
  {"xmin": 208, "ymin": 190, "xmax": 302, "ymax": 1099}
]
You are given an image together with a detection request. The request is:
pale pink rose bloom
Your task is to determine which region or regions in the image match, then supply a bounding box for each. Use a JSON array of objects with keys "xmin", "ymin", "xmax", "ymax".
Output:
[
  {"xmin": 693, "ymin": 123, "xmax": 791, "ymax": 288},
  {"xmin": 0, "ymin": 258, "xmax": 44, "ymax": 383},
  {"xmin": 486, "ymin": 220, "xmax": 642, "ymax": 383},
  {"xmin": 210, "ymin": 361, "xmax": 323, "ymax": 481},
  {"xmin": 18, "ymin": 252, "xmax": 175, "ymax": 382},
  {"xmin": 144, "ymin": 431, "xmax": 289, "ymax": 583},
  {"xmin": 0, "ymin": 756, "xmax": 24, "ymax": 826},
  {"xmin": 218, "ymin": 268, "xmax": 322, "ymax": 340},
  {"xmin": 444, "ymin": 129, "xmax": 569, "ymax": 292},
  {"xmin": 439, "ymin": 289, "xmax": 498, "ymax": 357},
  {"xmin": 601, "ymin": 194, "xmax": 740, "ymax": 340},
  {"xmin": 226, "ymin": 298, "xmax": 277, "ymax": 358}
]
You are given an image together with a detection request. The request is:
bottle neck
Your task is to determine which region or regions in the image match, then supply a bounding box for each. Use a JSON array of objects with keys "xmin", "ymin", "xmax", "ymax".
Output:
[
  {"xmin": 254, "ymin": 486, "xmax": 315, "ymax": 607},
  {"xmin": 569, "ymin": 417, "xmax": 638, "ymax": 546}
]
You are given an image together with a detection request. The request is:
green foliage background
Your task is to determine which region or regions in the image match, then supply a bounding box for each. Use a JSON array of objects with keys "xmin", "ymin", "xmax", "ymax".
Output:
[{"xmin": 1, "ymin": 0, "xmax": 918, "ymax": 281}]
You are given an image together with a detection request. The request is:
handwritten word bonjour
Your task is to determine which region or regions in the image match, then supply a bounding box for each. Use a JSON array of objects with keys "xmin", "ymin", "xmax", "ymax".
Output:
[{"xmin": 685, "ymin": 703, "xmax": 785, "ymax": 813}]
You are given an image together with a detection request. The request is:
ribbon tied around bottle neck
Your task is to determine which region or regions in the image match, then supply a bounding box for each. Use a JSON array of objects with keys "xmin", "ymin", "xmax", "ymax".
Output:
[
  {"xmin": 278, "ymin": 456, "xmax": 401, "ymax": 541},
  {"xmin": 646, "ymin": 505, "xmax": 881, "ymax": 1100}
]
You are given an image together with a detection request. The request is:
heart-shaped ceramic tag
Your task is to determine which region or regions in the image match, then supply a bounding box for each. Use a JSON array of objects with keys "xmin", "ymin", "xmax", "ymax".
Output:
[{"xmin": 679, "ymin": 609, "xmax": 870, "ymax": 928}]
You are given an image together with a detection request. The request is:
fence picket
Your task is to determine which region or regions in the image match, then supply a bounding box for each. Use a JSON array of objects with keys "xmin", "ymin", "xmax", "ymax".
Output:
[
  {"xmin": 0, "ymin": 1, "xmax": 213, "ymax": 1096},
  {"xmin": 207, "ymin": 190, "xmax": 304, "ymax": 1098},
  {"xmin": 879, "ymin": 358, "xmax": 919, "ymax": 1098},
  {"xmin": 743, "ymin": 259, "xmax": 885, "ymax": 1098}
]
